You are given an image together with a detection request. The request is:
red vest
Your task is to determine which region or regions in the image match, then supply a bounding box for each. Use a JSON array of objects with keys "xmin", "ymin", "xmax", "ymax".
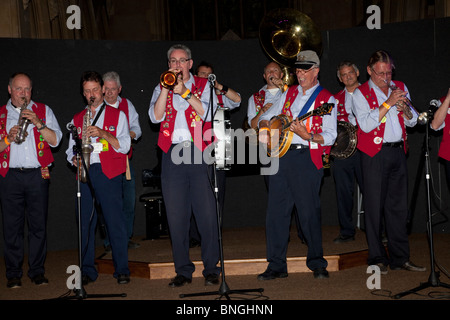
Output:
[
  {"xmin": 334, "ymin": 89, "xmax": 350, "ymax": 122},
  {"xmin": 157, "ymin": 76, "xmax": 208, "ymax": 153},
  {"xmin": 253, "ymin": 90, "xmax": 266, "ymax": 114},
  {"xmin": 0, "ymin": 102, "xmax": 54, "ymax": 177},
  {"xmin": 438, "ymin": 95, "xmax": 450, "ymax": 161},
  {"xmin": 73, "ymin": 105, "xmax": 126, "ymax": 179},
  {"xmin": 357, "ymin": 81, "xmax": 407, "ymax": 157},
  {"xmin": 281, "ymin": 85, "xmax": 333, "ymax": 169}
]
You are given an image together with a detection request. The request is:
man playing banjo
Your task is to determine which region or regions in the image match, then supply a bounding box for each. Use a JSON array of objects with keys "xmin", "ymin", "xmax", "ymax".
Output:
[
  {"xmin": 331, "ymin": 61, "xmax": 364, "ymax": 244},
  {"xmin": 257, "ymin": 50, "xmax": 337, "ymax": 280}
]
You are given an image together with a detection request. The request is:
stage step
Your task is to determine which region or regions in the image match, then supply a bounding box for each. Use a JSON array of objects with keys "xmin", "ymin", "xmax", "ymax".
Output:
[{"xmin": 95, "ymin": 250, "xmax": 367, "ymax": 280}]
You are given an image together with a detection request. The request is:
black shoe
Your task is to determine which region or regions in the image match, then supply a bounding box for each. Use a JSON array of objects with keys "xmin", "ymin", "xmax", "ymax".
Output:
[
  {"xmin": 31, "ymin": 274, "xmax": 48, "ymax": 285},
  {"xmin": 257, "ymin": 268, "xmax": 288, "ymax": 281},
  {"xmin": 82, "ymin": 275, "xmax": 95, "ymax": 286},
  {"xmin": 313, "ymin": 267, "xmax": 329, "ymax": 279},
  {"xmin": 128, "ymin": 241, "xmax": 140, "ymax": 249},
  {"xmin": 169, "ymin": 275, "xmax": 192, "ymax": 287},
  {"xmin": 7, "ymin": 277, "xmax": 22, "ymax": 289},
  {"xmin": 117, "ymin": 274, "xmax": 130, "ymax": 284},
  {"xmin": 204, "ymin": 273, "xmax": 219, "ymax": 286},
  {"xmin": 391, "ymin": 261, "xmax": 426, "ymax": 272},
  {"xmin": 333, "ymin": 234, "xmax": 355, "ymax": 244}
]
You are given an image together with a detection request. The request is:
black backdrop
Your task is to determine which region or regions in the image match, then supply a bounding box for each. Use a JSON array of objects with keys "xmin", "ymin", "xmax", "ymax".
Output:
[{"xmin": 0, "ymin": 18, "xmax": 449, "ymax": 253}]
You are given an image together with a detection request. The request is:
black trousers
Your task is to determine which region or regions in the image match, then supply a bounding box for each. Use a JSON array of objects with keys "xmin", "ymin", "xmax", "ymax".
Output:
[
  {"xmin": 265, "ymin": 148, "xmax": 327, "ymax": 272},
  {"xmin": 361, "ymin": 145, "xmax": 410, "ymax": 267},
  {"xmin": 332, "ymin": 150, "xmax": 363, "ymax": 237},
  {"xmin": 161, "ymin": 143, "xmax": 220, "ymax": 279},
  {"xmin": 0, "ymin": 168, "xmax": 49, "ymax": 280}
]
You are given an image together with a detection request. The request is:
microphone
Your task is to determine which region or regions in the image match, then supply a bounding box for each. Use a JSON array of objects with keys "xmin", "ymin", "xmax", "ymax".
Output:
[
  {"xmin": 429, "ymin": 99, "xmax": 439, "ymax": 109},
  {"xmin": 208, "ymin": 73, "xmax": 216, "ymax": 84},
  {"xmin": 418, "ymin": 99, "xmax": 440, "ymax": 125},
  {"xmin": 66, "ymin": 123, "xmax": 76, "ymax": 131}
]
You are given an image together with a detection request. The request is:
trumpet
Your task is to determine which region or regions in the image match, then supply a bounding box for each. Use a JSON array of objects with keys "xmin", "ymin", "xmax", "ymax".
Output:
[
  {"xmin": 385, "ymin": 80, "xmax": 419, "ymax": 119},
  {"xmin": 15, "ymin": 97, "xmax": 30, "ymax": 145},
  {"xmin": 160, "ymin": 70, "xmax": 181, "ymax": 89}
]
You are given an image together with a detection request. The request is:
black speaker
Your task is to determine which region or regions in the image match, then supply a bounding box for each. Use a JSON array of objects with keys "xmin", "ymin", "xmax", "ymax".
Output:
[{"xmin": 139, "ymin": 192, "xmax": 169, "ymax": 240}]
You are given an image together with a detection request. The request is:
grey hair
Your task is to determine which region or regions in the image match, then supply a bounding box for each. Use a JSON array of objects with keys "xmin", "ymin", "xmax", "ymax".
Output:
[
  {"xmin": 167, "ymin": 44, "xmax": 192, "ymax": 60},
  {"xmin": 336, "ymin": 61, "xmax": 359, "ymax": 79},
  {"xmin": 103, "ymin": 71, "xmax": 121, "ymax": 87}
]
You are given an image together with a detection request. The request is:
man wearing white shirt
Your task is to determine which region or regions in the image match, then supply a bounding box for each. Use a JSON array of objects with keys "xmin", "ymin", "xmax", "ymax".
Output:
[
  {"xmin": 352, "ymin": 50, "xmax": 425, "ymax": 275},
  {"xmin": 332, "ymin": 61, "xmax": 363, "ymax": 243},
  {"xmin": 66, "ymin": 71, "xmax": 131, "ymax": 285},
  {"xmin": 258, "ymin": 50, "xmax": 337, "ymax": 280},
  {"xmin": 102, "ymin": 71, "xmax": 142, "ymax": 251},
  {"xmin": 149, "ymin": 44, "xmax": 220, "ymax": 287},
  {"xmin": 0, "ymin": 72, "xmax": 62, "ymax": 288}
]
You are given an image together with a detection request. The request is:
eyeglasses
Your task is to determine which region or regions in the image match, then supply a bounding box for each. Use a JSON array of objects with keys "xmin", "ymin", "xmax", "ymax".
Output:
[
  {"xmin": 169, "ymin": 58, "xmax": 191, "ymax": 65},
  {"xmin": 371, "ymin": 68, "xmax": 393, "ymax": 78},
  {"xmin": 296, "ymin": 66, "xmax": 317, "ymax": 74}
]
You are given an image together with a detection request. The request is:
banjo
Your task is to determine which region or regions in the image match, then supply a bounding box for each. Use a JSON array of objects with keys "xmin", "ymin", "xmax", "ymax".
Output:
[{"xmin": 266, "ymin": 103, "xmax": 334, "ymax": 158}]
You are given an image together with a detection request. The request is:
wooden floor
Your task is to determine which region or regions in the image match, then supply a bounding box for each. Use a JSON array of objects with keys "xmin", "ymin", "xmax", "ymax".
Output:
[{"xmin": 95, "ymin": 225, "xmax": 370, "ymax": 279}]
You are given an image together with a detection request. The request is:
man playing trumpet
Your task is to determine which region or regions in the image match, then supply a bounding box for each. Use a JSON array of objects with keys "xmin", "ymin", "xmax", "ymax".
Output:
[
  {"xmin": 352, "ymin": 50, "xmax": 425, "ymax": 275},
  {"xmin": 149, "ymin": 44, "xmax": 220, "ymax": 287}
]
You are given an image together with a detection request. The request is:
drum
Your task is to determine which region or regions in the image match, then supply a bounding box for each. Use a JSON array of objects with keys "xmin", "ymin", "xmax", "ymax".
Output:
[
  {"xmin": 214, "ymin": 107, "xmax": 232, "ymax": 170},
  {"xmin": 330, "ymin": 121, "xmax": 358, "ymax": 159}
]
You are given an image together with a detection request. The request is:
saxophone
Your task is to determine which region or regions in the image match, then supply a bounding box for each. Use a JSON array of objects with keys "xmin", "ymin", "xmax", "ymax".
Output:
[
  {"xmin": 14, "ymin": 98, "xmax": 30, "ymax": 144},
  {"xmin": 79, "ymin": 98, "xmax": 94, "ymax": 183}
]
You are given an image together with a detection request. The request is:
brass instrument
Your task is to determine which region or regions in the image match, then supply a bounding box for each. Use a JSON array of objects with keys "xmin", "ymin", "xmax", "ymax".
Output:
[
  {"xmin": 259, "ymin": 8, "xmax": 322, "ymax": 86},
  {"xmin": 160, "ymin": 71, "xmax": 181, "ymax": 89},
  {"xmin": 14, "ymin": 98, "xmax": 30, "ymax": 144},
  {"xmin": 385, "ymin": 81, "xmax": 419, "ymax": 119},
  {"xmin": 79, "ymin": 98, "xmax": 94, "ymax": 183}
]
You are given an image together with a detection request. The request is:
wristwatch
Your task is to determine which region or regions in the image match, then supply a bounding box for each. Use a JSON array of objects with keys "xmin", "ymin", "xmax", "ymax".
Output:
[
  {"xmin": 308, "ymin": 133, "xmax": 314, "ymax": 142},
  {"xmin": 184, "ymin": 92, "xmax": 192, "ymax": 100}
]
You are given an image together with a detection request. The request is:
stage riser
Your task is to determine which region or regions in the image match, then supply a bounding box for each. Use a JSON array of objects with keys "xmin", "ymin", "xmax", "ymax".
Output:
[{"xmin": 96, "ymin": 253, "xmax": 358, "ymax": 280}]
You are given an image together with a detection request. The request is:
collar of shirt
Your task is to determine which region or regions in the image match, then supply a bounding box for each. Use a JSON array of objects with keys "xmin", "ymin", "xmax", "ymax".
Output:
[{"xmin": 7, "ymin": 99, "xmax": 32, "ymax": 113}]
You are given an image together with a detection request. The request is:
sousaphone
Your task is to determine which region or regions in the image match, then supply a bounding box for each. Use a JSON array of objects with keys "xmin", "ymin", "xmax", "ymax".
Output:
[{"xmin": 259, "ymin": 8, "xmax": 323, "ymax": 85}]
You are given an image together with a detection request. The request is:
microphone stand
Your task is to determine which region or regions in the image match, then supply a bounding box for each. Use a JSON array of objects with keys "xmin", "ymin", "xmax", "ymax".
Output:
[
  {"xmin": 180, "ymin": 75, "xmax": 264, "ymax": 300},
  {"xmin": 63, "ymin": 125, "xmax": 126, "ymax": 300},
  {"xmin": 393, "ymin": 120, "xmax": 450, "ymax": 299}
]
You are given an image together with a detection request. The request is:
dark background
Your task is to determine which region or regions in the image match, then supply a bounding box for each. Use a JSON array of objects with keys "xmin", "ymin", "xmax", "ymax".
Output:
[{"xmin": 0, "ymin": 17, "xmax": 449, "ymax": 253}]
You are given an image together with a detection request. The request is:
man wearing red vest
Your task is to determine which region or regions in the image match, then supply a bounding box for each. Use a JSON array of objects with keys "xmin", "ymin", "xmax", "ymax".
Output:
[
  {"xmin": 247, "ymin": 61, "xmax": 285, "ymax": 130},
  {"xmin": 0, "ymin": 72, "xmax": 62, "ymax": 288},
  {"xmin": 149, "ymin": 44, "xmax": 220, "ymax": 287},
  {"xmin": 352, "ymin": 50, "xmax": 425, "ymax": 275},
  {"xmin": 102, "ymin": 71, "xmax": 142, "ymax": 252},
  {"xmin": 332, "ymin": 61, "xmax": 363, "ymax": 243},
  {"xmin": 431, "ymin": 89, "xmax": 450, "ymax": 191},
  {"xmin": 258, "ymin": 50, "xmax": 337, "ymax": 280},
  {"xmin": 66, "ymin": 71, "xmax": 131, "ymax": 285},
  {"xmin": 188, "ymin": 61, "xmax": 241, "ymax": 248}
]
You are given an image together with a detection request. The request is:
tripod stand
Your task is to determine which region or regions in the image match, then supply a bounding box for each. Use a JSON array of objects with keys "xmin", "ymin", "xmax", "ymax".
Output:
[
  {"xmin": 64, "ymin": 123, "xmax": 126, "ymax": 300},
  {"xmin": 180, "ymin": 75, "xmax": 264, "ymax": 299},
  {"xmin": 393, "ymin": 123, "xmax": 450, "ymax": 299}
]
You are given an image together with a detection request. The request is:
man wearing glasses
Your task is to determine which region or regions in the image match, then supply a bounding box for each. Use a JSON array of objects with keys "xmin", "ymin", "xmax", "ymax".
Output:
[
  {"xmin": 149, "ymin": 44, "xmax": 220, "ymax": 287},
  {"xmin": 257, "ymin": 50, "xmax": 337, "ymax": 280},
  {"xmin": 352, "ymin": 50, "xmax": 425, "ymax": 275}
]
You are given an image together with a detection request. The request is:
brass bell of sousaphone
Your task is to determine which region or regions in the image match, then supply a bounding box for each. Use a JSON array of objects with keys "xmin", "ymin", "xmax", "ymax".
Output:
[{"xmin": 259, "ymin": 8, "xmax": 323, "ymax": 86}]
